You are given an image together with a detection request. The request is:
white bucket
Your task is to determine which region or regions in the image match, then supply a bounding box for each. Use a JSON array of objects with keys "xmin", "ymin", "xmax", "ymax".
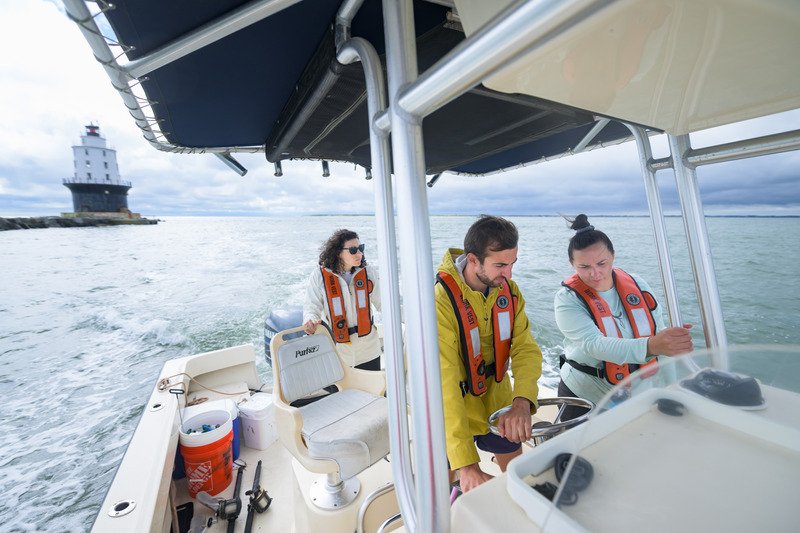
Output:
[{"xmin": 238, "ymin": 393, "xmax": 277, "ymax": 450}]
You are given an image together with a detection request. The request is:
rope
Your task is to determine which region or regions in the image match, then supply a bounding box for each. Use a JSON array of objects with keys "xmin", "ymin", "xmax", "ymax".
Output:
[{"xmin": 157, "ymin": 372, "xmax": 247, "ymax": 397}]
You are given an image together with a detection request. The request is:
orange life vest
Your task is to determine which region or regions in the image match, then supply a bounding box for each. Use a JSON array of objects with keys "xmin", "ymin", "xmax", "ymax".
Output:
[
  {"xmin": 320, "ymin": 266, "xmax": 374, "ymax": 343},
  {"xmin": 437, "ymin": 271, "xmax": 515, "ymax": 396},
  {"xmin": 562, "ymin": 268, "xmax": 658, "ymax": 385}
]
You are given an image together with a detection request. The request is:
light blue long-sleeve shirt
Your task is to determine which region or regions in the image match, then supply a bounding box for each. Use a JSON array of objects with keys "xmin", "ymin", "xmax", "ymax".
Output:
[{"xmin": 554, "ymin": 272, "xmax": 667, "ymax": 403}]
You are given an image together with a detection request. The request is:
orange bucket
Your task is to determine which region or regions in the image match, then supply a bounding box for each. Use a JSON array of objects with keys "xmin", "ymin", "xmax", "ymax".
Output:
[
  {"xmin": 180, "ymin": 429, "xmax": 234, "ymax": 498},
  {"xmin": 179, "ymin": 409, "xmax": 234, "ymax": 497}
]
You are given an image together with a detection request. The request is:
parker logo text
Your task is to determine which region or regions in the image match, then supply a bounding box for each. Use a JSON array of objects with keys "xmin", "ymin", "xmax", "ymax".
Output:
[{"xmin": 295, "ymin": 345, "xmax": 319, "ymax": 358}]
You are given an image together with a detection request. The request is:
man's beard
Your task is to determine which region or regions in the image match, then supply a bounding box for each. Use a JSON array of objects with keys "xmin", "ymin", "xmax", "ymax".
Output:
[{"xmin": 476, "ymin": 269, "xmax": 502, "ymax": 288}]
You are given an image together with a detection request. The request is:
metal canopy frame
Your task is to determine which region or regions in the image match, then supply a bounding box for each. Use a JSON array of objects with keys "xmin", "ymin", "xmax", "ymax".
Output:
[{"xmin": 630, "ymin": 129, "xmax": 800, "ymax": 370}]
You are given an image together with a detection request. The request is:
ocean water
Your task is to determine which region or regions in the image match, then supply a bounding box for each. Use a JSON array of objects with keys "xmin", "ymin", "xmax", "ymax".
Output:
[{"xmin": 1, "ymin": 215, "xmax": 798, "ymax": 531}]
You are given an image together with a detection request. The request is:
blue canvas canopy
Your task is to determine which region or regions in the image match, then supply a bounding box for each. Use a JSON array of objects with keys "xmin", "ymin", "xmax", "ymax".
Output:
[{"xmin": 100, "ymin": 0, "xmax": 635, "ymax": 174}]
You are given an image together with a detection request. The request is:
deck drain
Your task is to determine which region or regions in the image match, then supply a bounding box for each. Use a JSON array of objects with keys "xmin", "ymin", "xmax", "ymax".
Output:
[{"xmin": 108, "ymin": 499, "xmax": 136, "ymax": 517}]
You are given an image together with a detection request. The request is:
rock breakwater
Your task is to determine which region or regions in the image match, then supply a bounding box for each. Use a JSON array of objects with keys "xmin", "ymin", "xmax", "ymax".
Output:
[{"xmin": 0, "ymin": 216, "xmax": 158, "ymax": 231}]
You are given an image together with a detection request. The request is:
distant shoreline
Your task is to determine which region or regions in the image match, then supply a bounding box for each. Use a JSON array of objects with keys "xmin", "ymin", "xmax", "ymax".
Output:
[
  {"xmin": 3, "ymin": 213, "xmax": 798, "ymax": 221},
  {"xmin": 0, "ymin": 216, "xmax": 158, "ymax": 231},
  {"xmin": 431, "ymin": 214, "xmax": 800, "ymax": 218}
]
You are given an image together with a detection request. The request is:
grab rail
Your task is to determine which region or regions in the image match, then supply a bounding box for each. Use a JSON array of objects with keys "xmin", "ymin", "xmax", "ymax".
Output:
[
  {"xmin": 623, "ymin": 124, "xmax": 701, "ymax": 374},
  {"xmin": 377, "ymin": 513, "xmax": 404, "ymax": 533},
  {"xmin": 669, "ymin": 134, "xmax": 729, "ymax": 364},
  {"xmin": 625, "ymin": 125, "xmax": 683, "ymax": 327},
  {"xmin": 337, "ymin": 37, "xmax": 416, "ymax": 532},
  {"xmin": 357, "ymin": 483, "xmax": 399, "ymax": 533},
  {"xmin": 382, "ymin": 1, "xmax": 450, "ymax": 530}
]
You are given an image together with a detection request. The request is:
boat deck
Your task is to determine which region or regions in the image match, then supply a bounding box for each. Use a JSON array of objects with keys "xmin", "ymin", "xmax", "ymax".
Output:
[
  {"xmin": 168, "ymin": 377, "xmax": 560, "ymax": 532},
  {"xmin": 172, "ymin": 438, "xmax": 293, "ymax": 532}
]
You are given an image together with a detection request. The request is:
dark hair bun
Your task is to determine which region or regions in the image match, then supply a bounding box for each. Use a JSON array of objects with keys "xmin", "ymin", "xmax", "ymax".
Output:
[{"xmin": 570, "ymin": 213, "xmax": 591, "ymax": 231}]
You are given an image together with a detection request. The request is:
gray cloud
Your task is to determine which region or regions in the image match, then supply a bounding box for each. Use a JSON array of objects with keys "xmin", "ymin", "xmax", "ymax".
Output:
[{"xmin": 1, "ymin": 1, "xmax": 798, "ymax": 218}]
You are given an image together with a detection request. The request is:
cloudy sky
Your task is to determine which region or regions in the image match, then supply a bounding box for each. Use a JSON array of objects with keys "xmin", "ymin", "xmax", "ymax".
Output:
[{"xmin": 1, "ymin": 0, "xmax": 798, "ymax": 218}]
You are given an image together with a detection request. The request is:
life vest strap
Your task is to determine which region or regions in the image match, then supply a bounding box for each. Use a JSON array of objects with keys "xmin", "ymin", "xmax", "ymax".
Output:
[
  {"xmin": 563, "ymin": 357, "xmax": 606, "ymax": 380},
  {"xmin": 346, "ymin": 321, "xmax": 373, "ymax": 336}
]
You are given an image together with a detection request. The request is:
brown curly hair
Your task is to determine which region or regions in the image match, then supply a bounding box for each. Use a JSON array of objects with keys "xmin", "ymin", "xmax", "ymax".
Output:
[{"xmin": 318, "ymin": 229, "xmax": 367, "ymax": 272}]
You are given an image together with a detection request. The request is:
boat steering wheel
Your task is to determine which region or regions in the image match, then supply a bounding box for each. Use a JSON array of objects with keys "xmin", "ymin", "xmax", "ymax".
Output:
[{"xmin": 488, "ymin": 397, "xmax": 595, "ymax": 445}]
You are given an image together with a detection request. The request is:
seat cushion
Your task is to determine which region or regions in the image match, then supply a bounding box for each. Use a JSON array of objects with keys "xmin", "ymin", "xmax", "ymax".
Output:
[
  {"xmin": 278, "ymin": 334, "xmax": 344, "ymax": 403},
  {"xmin": 300, "ymin": 389, "xmax": 389, "ymax": 479}
]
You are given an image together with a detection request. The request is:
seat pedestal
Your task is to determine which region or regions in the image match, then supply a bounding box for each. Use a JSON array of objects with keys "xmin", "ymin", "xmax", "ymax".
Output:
[{"xmin": 310, "ymin": 472, "xmax": 361, "ymax": 510}]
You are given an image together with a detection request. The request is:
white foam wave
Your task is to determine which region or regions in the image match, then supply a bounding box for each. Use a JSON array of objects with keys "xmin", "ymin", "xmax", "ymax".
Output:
[{"xmin": 75, "ymin": 309, "xmax": 188, "ymax": 346}]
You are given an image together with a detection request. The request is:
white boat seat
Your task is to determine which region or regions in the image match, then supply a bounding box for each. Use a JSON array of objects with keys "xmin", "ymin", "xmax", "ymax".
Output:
[
  {"xmin": 278, "ymin": 333, "xmax": 344, "ymax": 403},
  {"xmin": 300, "ymin": 388, "xmax": 389, "ymax": 479},
  {"xmin": 271, "ymin": 326, "xmax": 389, "ymax": 488}
]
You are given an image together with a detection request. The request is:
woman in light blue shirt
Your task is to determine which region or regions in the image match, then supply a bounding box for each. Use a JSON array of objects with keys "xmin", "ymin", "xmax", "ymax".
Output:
[{"xmin": 554, "ymin": 214, "xmax": 693, "ymax": 420}]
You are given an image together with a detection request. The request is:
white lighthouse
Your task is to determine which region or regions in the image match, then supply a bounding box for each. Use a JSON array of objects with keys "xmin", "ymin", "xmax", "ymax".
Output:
[
  {"xmin": 63, "ymin": 124, "xmax": 137, "ymax": 216},
  {"xmin": 72, "ymin": 123, "xmax": 123, "ymax": 184}
]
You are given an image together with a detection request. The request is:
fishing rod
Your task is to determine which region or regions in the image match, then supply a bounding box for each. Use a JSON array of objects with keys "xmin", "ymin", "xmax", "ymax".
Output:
[
  {"xmin": 244, "ymin": 459, "xmax": 272, "ymax": 533},
  {"xmin": 195, "ymin": 462, "xmax": 245, "ymax": 531},
  {"xmin": 227, "ymin": 463, "xmax": 245, "ymax": 533}
]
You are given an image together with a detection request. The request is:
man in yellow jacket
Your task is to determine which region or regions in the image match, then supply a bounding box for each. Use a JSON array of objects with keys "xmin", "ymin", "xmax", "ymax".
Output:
[{"xmin": 435, "ymin": 215, "xmax": 543, "ymax": 493}]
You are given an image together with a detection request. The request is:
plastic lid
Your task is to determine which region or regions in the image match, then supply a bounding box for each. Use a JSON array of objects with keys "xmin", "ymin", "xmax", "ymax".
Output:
[{"xmin": 238, "ymin": 392, "xmax": 273, "ymax": 415}]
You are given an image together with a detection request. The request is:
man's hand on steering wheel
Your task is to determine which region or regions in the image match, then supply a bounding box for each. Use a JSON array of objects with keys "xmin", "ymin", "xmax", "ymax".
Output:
[
  {"xmin": 489, "ymin": 397, "xmax": 595, "ymax": 445},
  {"xmin": 496, "ymin": 396, "xmax": 533, "ymax": 443}
]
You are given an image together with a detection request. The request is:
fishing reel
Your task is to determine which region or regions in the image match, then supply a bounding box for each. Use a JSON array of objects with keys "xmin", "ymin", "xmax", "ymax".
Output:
[
  {"xmin": 196, "ymin": 491, "xmax": 242, "ymax": 522},
  {"xmin": 246, "ymin": 486, "xmax": 273, "ymax": 514}
]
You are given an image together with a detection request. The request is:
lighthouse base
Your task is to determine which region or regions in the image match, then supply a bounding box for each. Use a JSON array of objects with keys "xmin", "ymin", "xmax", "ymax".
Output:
[{"xmin": 61, "ymin": 209, "xmax": 142, "ymax": 220}]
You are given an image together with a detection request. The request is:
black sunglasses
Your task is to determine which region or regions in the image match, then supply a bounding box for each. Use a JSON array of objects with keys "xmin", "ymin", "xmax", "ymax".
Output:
[{"xmin": 342, "ymin": 244, "xmax": 365, "ymax": 255}]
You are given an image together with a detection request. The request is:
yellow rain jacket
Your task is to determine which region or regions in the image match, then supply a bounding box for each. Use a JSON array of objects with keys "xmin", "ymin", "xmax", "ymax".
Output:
[{"xmin": 435, "ymin": 248, "xmax": 542, "ymax": 470}]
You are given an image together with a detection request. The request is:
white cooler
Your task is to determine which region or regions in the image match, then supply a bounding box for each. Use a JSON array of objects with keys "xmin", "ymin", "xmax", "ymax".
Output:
[{"xmin": 238, "ymin": 392, "xmax": 277, "ymax": 450}]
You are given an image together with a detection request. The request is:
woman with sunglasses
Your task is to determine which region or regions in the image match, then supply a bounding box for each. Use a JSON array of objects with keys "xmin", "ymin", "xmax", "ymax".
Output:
[{"xmin": 303, "ymin": 229, "xmax": 382, "ymax": 370}]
